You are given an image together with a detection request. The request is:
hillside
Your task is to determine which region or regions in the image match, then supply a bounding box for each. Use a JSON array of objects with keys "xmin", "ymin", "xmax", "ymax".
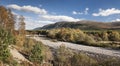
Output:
[{"xmin": 35, "ymin": 21, "xmax": 120, "ymax": 30}]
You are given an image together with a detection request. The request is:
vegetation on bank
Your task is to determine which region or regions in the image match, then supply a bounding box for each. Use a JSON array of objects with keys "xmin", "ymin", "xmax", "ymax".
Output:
[
  {"xmin": 53, "ymin": 45, "xmax": 120, "ymax": 66},
  {"xmin": 37, "ymin": 28, "xmax": 120, "ymax": 49},
  {"xmin": 47, "ymin": 28, "xmax": 95, "ymax": 45},
  {"xmin": 0, "ymin": 6, "xmax": 16, "ymax": 65},
  {"xmin": 14, "ymin": 38, "xmax": 120, "ymax": 66}
]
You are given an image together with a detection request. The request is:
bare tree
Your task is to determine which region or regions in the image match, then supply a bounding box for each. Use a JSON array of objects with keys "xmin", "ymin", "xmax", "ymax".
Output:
[{"xmin": 18, "ymin": 15, "xmax": 26, "ymax": 35}]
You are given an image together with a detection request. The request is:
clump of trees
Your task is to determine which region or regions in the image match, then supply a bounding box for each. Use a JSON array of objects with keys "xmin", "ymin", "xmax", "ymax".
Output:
[
  {"xmin": 47, "ymin": 28, "xmax": 96, "ymax": 45},
  {"xmin": 86, "ymin": 30, "xmax": 120, "ymax": 41},
  {"xmin": 0, "ymin": 5, "xmax": 27, "ymax": 65},
  {"xmin": 85, "ymin": 30, "xmax": 120, "ymax": 48},
  {"xmin": 0, "ymin": 6, "xmax": 16, "ymax": 64},
  {"xmin": 38, "ymin": 28, "xmax": 120, "ymax": 48},
  {"xmin": 0, "ymin": 6, "xmax": 15, "ymax": 33},
  {"xmin": 0, "ymin": 5, "xmax": 26, "ymax": 47}
]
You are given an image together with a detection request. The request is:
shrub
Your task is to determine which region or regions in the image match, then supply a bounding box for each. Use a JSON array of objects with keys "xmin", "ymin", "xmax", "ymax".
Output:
[
  {"xmin": 23, "ymin": 38, "xmax": 36, "ymax": 53},
  {"xmin": 54, "ymin": 45, "xmax": 73, "ymax": 66},
  {"xmin": 0, "ymin": 28, "xmax": 15, "ymax": 62},
  {"xmin": 99, "ymin": 58, "xmax": 120, "ymax": 66},
  {"xmin": 71, "ymin": 53, "xmax": 98, "ymax": 66},
  {"xmin": 101, "ymin": 32, "xmax": 109, "ymax": 41},
  {"xmin": 109, "ymin": 31, "xmax": 120, "ymax": 41},
  {"xmin": 29, "ymin": 42, "xmax": 43, "ymax": 64},
  {"xmin": 84, "ymin": 35, "xmax": 96, "ymax": 45}
]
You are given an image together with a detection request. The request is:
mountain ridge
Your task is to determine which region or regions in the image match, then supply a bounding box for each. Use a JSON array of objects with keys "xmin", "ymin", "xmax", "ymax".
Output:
[{"xmin": 34, "ymin": 20, "xmax": 120, "ymax": 30}]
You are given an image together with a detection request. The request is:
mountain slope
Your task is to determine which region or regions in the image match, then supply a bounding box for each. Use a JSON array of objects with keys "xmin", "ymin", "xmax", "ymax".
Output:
[{"xmin": 35, "ymin": 21, "xmax": 120, "ymax": 30}]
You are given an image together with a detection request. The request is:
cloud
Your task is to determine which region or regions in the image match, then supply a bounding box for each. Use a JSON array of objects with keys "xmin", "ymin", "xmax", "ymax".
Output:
[
  {"xmin": 20, "ymin": 14, "xmax": 82, "ymax": 29},
  {"xmin": 8, "ymin": 4, "xmax": 83, "ymax": 29},
  {"xmin": 11, "ymin": 11, "xmax": 19, "ymax": 17},
  {"xmin": 26, "ymin": 14, "xmax": 82, "ymax": 29},
  {"xmin": 15, "ymin": 16, "xmax": 53, "ymax": 30},
  {"xmin": 25, "ymin": 19, "xmax": 55, "ymax": 30},
  {"xmin": 7, "ymin": 4, "xmax": 47, "ymax": 14},
  {"xmin": 72, "ymin": 11, "xmax": 77, "ymax": 14},
  {"xmin": 40, "ymin": 15, "xmax": 82, "ymax": 22},
  {"xmin": 84, "ymin": 8, "xmax": 89, "ymax": 15},
  {"xmin": 72, "ymin": 8, "xmax": 89, "ymax": 15},
  {"xmin": 72, "ymin": 11, "xmax": 83, "ymax": 15},
  {"xmin": 92, "ymin": 8, "xmax": 120, "ymax": 16},
  {"xmin": 112, "ymin": 18, "xmax": 120, "ymax": 22}
]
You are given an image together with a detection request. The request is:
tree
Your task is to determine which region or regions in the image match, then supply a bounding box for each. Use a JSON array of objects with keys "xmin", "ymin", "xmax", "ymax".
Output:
[
  {"xmin": 7, "ymin": 9, "xmax": 15, "ymax": 33},
  {"xmin": 16, "ymin": 15, "xmax": 26, "ymax": 46},
  {"xmin": 0, "ymin": 6, "xmax": 9, "ymax": 28},
  {"xmin": 0, "ymin": 6, "xmax": 15, "ymax": 33},
  {"xmin": 18, "ymin": 15, "xmax": 25, "ymax": 35}
]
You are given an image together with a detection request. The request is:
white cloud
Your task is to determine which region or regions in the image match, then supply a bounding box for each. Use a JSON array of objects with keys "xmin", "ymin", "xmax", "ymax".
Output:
[
  {"xmin": 25, "ymin": 20, "xmax": 54, "ymax": 30},
  {"xmin": 112, "ymin": 18, "xmax": 120, "ymax": 22},
  {"xmin": 7, "ymin": 4, "xmax": 47, "ymax": 14},
  {"xmin": 72, "ymin": 11, "xmax": 77, "ymax": 14},
  {"xmin": 40, "ymin": 15, "xmax": 82, "ymax": 22},
  {"xmin": 72, "ymin": 8, "xmax": 89, "ymax": 15},
  {"xmin": 20, "ymin": 16, "xmax": 55, "ymax": 29},
  {"xmin": 92, "ymin": 8, "xmax": 120, "ymax": 16},
  {"xmin": 85, "ymin": 8, "xmax": 89, "ymax": 11},
  {"xmin": 8, "ymin": 4, "xmax": 83, "ymax": 29},
  {"xmin": 72, "ymin": 11, "xmax": 83, "ymax": 15},
  {"xmin": 85, "ymin": 8, "xmax": 89, "ymax": 15},
  {"xmin": 26, "ymin": 14, "xmax": 83, "ymax": 29}
]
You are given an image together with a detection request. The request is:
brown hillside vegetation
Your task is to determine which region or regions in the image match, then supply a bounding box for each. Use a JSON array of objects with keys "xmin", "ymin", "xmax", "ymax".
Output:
[{"xmin": 35, "ymin": 20, "xmax": 120, "ymax": 30}]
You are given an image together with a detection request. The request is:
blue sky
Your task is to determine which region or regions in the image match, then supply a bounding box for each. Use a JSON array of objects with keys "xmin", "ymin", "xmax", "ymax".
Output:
[{"xmin": 1, "ymin": 0, "xmax": 120, "ymax": 29}]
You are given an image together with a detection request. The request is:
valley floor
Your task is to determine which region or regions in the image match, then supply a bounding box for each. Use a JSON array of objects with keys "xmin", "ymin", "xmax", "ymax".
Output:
[{"xmin": 29, "ymin": 35, "xmax": 120, "ymax": 58}]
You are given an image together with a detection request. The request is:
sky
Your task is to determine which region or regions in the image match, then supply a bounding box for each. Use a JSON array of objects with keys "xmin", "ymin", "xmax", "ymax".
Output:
[{"xmin": 0, "ymin": 0, "xmax": 120, "ymax": 29}]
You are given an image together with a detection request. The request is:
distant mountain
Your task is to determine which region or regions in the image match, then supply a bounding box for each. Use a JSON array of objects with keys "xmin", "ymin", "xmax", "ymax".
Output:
[{"xmin": 34, "ymin": 20, "xmax": 120, "ymax": 30}]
